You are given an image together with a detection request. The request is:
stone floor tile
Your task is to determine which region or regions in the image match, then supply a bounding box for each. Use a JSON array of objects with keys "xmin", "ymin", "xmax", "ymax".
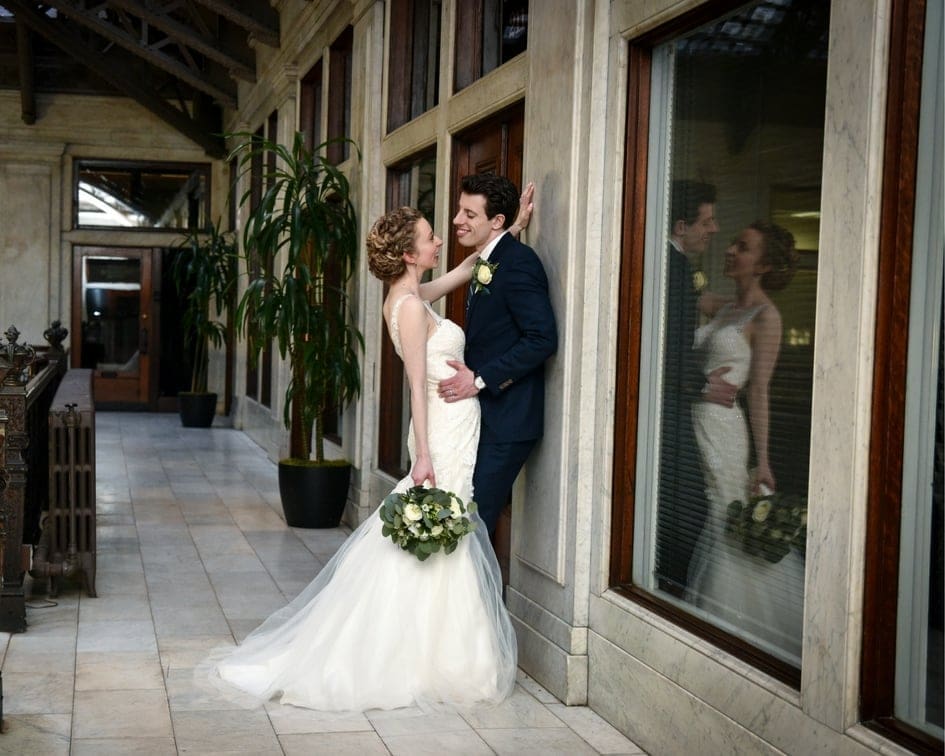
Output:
[
  {"xmin": 265, "ymin": 702, "xmax": 374, "ymax": 735},
  {"xmin": 70, "ymin": 736, "xmax": 179, "ymax": 755},
  {"xmin": 74, "ymin": 651, "xmax": 164, "ymax": 691},
  {"xmin": 77, "ymin": 593, "xmax": 151, "ymax": 622},
  {"xmin": 477, "ymin": 725, "xmax": 599, "ymax": 755},
  {"xmin": 0, "ymin": 713, "xmax": 71, "ymax": 754},
  {"xmin": 516, "ymin": 669, "xmax": 560, "ymax": 704},
  {"xmin": 279, "ymin": 730, "xmax": 392, "ymax": 755},
  {"xmin": 172, "ymin": 709, "xmax": 281, "ymax": 753},
  {"xmin": 384, "ymin": 729, "xmax": 495, "ymax": 755},
  {"xmin": 544, "ymin": 703, "xmax": 647, "ymax": 754},
  {"xmin": 367, "ymin": 708, "xmax": 472, "ymax": 737},
  {"xmin": 460, "ymin": 686, "xmax": 565, "ymax": 730},
  {"xmin": 165, "ymin": 666, "xmax": 247, "ymax": 711},
  {"xmin": 2, "ymin": 670, "xmax": 75, "ymax": 714},
  {"xmin": 151, "ymin": 607, "xmax": 231, "ymax": 638},
  {"xmin": 157, "ymin": 634, "xmax": 234, "ymax": 670},
  {"xmin": 76, "ymin": 619, "xmax": 157, "ymax": 653},
  {"xmin": 72, "ymin": 689, "xmax": 172, "ymax": 739}
]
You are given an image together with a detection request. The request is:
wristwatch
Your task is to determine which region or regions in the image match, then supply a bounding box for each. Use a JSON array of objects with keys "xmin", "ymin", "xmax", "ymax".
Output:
[{"xmin": 473, "ymin": 372, "xmax": 486, "ymax": 391}]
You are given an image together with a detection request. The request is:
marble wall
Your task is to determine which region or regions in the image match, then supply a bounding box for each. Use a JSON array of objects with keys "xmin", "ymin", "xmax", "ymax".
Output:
[{"xmin": 0, "ymin": 91, "xmax": 217, "ymax": 357}]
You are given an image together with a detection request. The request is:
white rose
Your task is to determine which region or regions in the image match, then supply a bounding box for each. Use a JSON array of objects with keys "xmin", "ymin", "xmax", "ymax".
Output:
[
  {"xmin": 752, "ymin": 499, "xmax": 772, "ymax": 523},
  {"xmin": 404, "ymin": 503, "xmax": 423, "ymax": 522},
  {"xmin": 476, "ymin": 265, "xmax": 493, "ymax": 285},
  {"xmin": 430, "ymin": 524, "xmax": 443, "ymax": 537},
  {"xmin": 449, "ymin": 499, "xmax": 462, "ymax": 518}
]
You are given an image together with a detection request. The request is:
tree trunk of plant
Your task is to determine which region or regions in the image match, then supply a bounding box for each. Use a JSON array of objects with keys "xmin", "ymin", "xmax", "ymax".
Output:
[{"xmin": 289, "ymin": 356, "xmax": 311, "ymax": 460}]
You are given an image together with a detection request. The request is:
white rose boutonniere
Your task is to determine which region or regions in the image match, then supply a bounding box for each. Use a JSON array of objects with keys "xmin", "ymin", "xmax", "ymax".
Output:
[
  {"xmin": 471, "ymin": 257, "xmax": 499, "ymax": 295},
  {"xmin": 692, "ymin": 270, "xmax": 708, "ymax": 293}
]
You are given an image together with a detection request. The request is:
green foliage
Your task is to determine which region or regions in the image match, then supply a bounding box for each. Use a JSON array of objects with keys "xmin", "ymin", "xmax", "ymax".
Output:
[
  {"xmin": 172, "ymin": 220, "xmax": 236, "ymax": 393},
  {"xmin": 232, "ymin": 131, "xmax": 363, "ymax": 462},
  {"xmin": 725, "ymin": 491, "xmax": 807, "ymax": 564},
  {"xmin": 378, "ymin": 486, "xmax": 478, "ymax": 561}
]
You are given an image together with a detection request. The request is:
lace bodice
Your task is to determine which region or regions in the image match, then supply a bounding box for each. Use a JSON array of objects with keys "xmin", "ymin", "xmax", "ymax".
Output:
[
  {"xmin": 390, "ymin": 295, "xmax": 467, "ymax": 384},
  {"xmin": 694, "ymin": 303, "xmax": 765, "ymax": 390},
  {"xmin": 388, "ymin": 294, "xmax": 479, "ymax": 500}
]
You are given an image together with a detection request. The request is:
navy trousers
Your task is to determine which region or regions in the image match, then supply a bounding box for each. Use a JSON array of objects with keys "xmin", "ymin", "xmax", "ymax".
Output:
[{"xmin": 472, "ymin": 439, "xmax": 536, "ymax": 535}]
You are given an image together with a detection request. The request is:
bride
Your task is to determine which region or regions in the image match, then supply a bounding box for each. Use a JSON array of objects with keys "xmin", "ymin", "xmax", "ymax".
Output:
[
  {"xmin": 199, "ymin": 200, "xmax": 532, "ymax": 712},
  {"xmin": 686, "ymin": 221, "xmax": 805, "ymax": 664}
]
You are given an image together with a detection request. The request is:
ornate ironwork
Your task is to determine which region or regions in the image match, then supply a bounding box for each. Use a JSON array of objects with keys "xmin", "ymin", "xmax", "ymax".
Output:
[
  {"xmin": 0, "ymin": 327, "xmax": 36, "ymax": 387},
  {"xmin": 43, "ymin": 320, "xmax": 68, "ymax": 353}
]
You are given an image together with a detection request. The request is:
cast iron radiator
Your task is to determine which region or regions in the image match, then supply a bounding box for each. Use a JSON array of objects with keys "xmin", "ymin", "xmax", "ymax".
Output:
[{"xmin": 30, "ymin": 369, "xmax": 96, "ymax": 597}]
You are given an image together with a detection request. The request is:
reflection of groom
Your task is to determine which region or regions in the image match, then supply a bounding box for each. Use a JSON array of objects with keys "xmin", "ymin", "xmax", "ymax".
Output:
[
  {"xmin": 657, "ymin": 180, "xmax": 735, "ymax": 596},
  {"xmin": 438, "ymin": 174, "xmax": 557, "ymax": 535}
]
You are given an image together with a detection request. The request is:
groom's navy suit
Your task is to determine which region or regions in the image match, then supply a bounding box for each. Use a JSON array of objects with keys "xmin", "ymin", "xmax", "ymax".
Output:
[
  {"xmin": 655, "ymin": 244, "xmax": 710, "ymax": 593},
  {"xmin": 465, "ymin": 232, "xmax": 557, "ymax": 533}
]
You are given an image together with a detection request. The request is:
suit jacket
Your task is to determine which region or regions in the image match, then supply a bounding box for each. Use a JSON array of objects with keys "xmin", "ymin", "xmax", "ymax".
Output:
[{"xmin": 465, "ymin": 233, "xmax": 557, "ymax": 444}]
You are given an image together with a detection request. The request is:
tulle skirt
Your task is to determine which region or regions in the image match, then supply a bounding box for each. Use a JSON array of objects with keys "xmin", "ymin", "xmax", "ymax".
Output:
[{"xmin": 197, "ymin": 474, "xmax": 517, "ymax": 712}]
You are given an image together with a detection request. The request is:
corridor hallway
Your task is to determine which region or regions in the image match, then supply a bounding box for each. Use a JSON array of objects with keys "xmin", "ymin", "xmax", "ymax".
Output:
[{"xmin": 0, "ymin": 413, "xmax": 644, "ymax": 754}]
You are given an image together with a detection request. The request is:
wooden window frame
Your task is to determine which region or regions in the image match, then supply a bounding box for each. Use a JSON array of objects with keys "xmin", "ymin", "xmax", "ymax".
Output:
[
  {"xmin": 327, "ymin": 26, "xmax": 353, "ymax": 165},
  {"xmin": 387, "ymin": 0, "xmax": 441, "ymax": 133},
  {"xmin": 608, "ymin": 0, "xmax": 809, "ymax": 689},
  {"xmin": 860, "ymin": 0, "xmax": 942, "ymax": 752},
  {"xmin": 244, "ymin": 126, "xmax": 264, "ymax": 401},
  {"xmin": 300, "ymin": 59, "xmax": 324, "ymax": 152},
  {"xmin": 377, "ymin": 150, "xmax": 437, "ymax": 477},
  {"xmin": 454, "ymin": 0, "xmax": 529, "ymax": 93}
]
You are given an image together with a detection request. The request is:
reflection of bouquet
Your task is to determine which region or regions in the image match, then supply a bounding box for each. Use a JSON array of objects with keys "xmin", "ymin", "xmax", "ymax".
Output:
[
  {"xmin": 379, "ymin": 485, "xmax": 477, "ymax": 561},
  {"xmin": 725, "ymin": 488, "xmax": 807, "ymax": 564}
]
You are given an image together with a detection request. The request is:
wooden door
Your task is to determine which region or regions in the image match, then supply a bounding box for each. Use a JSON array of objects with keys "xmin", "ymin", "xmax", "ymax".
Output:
[
  {"xmin": 72, "ymin": 247, "xmax": 155, "ymax": 407},
  {"xmin": 447, "ymin": 102, "xmax": 525, "ymax": 583},
  {"xmin": 447, "ymin": 103, "xmax": 525, "ymax": 324}
]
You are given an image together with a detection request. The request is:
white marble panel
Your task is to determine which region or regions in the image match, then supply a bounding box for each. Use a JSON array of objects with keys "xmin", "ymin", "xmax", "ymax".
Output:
[
  {"xmin": 588, "ymin": 594, "xmax": 878, "ymax": 755},
  {"xmin": 0, "ymin": 163, "xmax": 53, "ymax": 339},
  {"xmin": 802, "ymin": 0, "xmax": 892, "ymax": 731}
]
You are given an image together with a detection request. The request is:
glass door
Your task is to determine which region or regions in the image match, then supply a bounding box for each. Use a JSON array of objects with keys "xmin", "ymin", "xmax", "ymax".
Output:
[{"xmin": 72, "ymin": 247, "xmax": 153, "ymax": 407}]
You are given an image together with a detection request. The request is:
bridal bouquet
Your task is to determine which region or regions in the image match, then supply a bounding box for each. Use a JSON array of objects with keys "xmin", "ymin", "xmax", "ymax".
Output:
[
  {"xmin": 725, "ymin": 489, "xmax": 807, "ymax": 564},
  {"xmin": 379, "ymin": 485, "xmax": 478, "ymax": 561}
]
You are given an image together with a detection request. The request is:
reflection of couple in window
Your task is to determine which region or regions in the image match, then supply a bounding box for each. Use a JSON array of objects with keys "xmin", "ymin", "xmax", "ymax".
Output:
[{"xmin": 657, "ymin": 180, "xmax": 804, "ymax": 661}]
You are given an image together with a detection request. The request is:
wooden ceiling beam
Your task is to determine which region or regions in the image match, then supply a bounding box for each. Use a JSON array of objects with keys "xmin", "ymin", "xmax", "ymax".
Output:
[
  {"xmin": 6, "ymin": 0, "xmax": 225, "ymax": 158},
  {"xmin": 190, "ymin": 0, "xmax": 279, "ymax": 48},
  {"xmin": 42, "ymin": 0, "xmax": 238, "ymax": 107},
  {"xmin": 15, "ymin": 16, "xmax": 35, "ymax": 124},
  {"xmin": 106, "ymin": 0, "xmax": 256, "ymax": 82}
]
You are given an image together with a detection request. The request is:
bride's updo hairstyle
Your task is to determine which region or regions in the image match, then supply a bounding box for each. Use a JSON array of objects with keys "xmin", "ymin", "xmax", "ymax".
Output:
[
  {"xmin": 366, "ymin": 207, "xmax": 423, "ymax": 282},
  {"xmin": 751, "ymin": 220, "xmax": 799, "ymax": 292}
]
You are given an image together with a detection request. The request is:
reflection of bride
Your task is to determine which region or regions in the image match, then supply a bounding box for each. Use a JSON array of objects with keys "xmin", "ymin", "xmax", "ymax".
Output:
[
  {"xmin": 198, "ymin": 207, "xmax": 520, "ymax": 711},
  {"xmin": 686, "ymin": 221, "xmax": 805, "ymax": 664}
]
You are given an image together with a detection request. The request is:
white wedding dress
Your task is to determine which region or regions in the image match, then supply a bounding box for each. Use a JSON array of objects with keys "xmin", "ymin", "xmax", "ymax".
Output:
[
  {"xmin": 686, "ymin": 303, "xmax": 805, "ymax": 665},
  {"xmin": 199, "ymin": 295, "xmax": 516, "ymax": 711}
]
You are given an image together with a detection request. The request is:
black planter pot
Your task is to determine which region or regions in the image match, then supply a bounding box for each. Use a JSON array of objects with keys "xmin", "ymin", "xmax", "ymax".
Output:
[
  {"xmin": 178, "ymin": 392, "xmax": 217, "ymax": 428},
  {"xmin": 278, "ymin": 461, "xmax": 351, "ymax": 528}
]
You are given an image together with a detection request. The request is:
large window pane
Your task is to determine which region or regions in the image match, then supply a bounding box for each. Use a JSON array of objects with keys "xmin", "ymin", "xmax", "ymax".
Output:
[
  {"xmin": 75, "ymin": 160, "xmax": 209, "ymax": 230},
  {"xmin": 895, "ymin": 0, "xmax": 943, "ymax": 738},
  {"xmin": 454, "ymin": 0, "xmax": 527, "ymax": 92},
  {"xmin": 630, "ymin": 0, "xmax": 829, "ymax": 669},
  {"xmin": 387, "ymin": 0, "xmax": 442, "ymax": 132}
]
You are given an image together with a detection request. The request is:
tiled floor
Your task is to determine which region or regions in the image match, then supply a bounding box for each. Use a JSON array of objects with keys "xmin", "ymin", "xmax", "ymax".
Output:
[{"xmin": 0, "ymin": 412, "xmax": 646, "ymax": 755}]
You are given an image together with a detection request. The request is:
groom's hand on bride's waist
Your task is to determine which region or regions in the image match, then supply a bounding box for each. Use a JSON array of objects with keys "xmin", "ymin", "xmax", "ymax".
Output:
[{"xmin": 438, "ymin": 361, "xmax": 478, "ymax": 403}]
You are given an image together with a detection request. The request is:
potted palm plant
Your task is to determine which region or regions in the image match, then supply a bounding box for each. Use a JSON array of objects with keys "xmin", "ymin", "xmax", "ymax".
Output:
[
  {"xmin": 172, "ymin": 220, "xmax": 236, "ymax": 427},
  {"xmin": 234, "ymin": 131, "xmax": 362, "ymax": 528}
]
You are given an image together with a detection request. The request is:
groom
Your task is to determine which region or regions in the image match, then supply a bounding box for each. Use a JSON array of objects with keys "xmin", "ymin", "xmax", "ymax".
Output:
[
  {"xmin": 657, "ymin": 179, "xmax": 736, "ymax": 596},
  {"xmin": 438, "ymin": 173, "xmax": 557, "ymax": 535}
]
